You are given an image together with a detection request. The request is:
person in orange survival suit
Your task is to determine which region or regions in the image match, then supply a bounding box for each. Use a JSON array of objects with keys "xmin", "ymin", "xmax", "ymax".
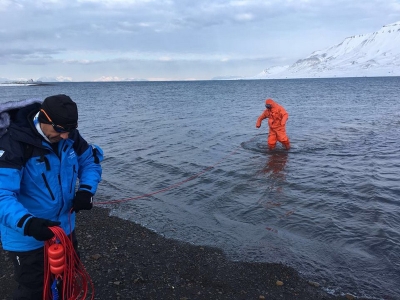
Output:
[{"xmin": 256, "ymin": 98, "xmax": 290, "ymax": 150}]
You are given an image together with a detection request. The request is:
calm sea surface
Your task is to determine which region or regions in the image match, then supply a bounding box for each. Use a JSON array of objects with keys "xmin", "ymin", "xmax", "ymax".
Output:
[{"xmin": 1, "ymin": 78, "xmax": 400, "ymax": 299}]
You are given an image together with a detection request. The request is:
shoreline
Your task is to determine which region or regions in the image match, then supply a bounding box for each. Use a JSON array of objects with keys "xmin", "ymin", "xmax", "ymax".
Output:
[{"xmin": 1, "ymin": 206, "xmax": 367, "ymax": 299}]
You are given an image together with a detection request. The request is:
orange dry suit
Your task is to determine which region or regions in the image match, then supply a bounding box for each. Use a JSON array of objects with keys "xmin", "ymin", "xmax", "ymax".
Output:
[{"xmin": 256, "ymin": 98, "xmax": 290, "ymax": 150}]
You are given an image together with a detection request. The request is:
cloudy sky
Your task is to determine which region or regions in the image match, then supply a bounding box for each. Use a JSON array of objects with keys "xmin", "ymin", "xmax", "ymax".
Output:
[{"xmin": 1, "ymin": 0, "xmax": 400, "ymax": 82}]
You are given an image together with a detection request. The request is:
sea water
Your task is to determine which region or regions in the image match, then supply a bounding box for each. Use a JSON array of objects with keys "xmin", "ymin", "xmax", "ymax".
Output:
[{"xmin": 1, "ymin": 77, "xmax": 399, "ymax": 299}]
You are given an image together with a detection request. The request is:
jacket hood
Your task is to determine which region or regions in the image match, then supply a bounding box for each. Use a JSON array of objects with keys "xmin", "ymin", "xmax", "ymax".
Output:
[
  {"xmin": 0, "ymin": 99, "xmax": 43, "ymax": 146},
  {"xmin": 265, "ymin": 98, "xmax": 276, "ymax": 107},
  {"xmin": 0, "ymin": 99, "xmax": 42, "ymax": 138}
]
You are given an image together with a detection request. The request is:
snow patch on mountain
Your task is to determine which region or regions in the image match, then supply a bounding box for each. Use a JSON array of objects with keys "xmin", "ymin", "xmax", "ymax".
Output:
[{"xmin": 251, "ymin": 21, "xmax": 400, "ymax": 79}]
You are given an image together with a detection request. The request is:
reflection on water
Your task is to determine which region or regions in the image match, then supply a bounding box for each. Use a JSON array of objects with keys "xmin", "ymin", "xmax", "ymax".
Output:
[
  {"xmin": 256, "ymin": 150, "xmax": 290, "ymax": 223},
  {"xmin": 261, "ymin": 150, "xmax": 288, "ymax": 177},
  {"xmin": 256, "ymin": 150, "xmax": 288, "ymax": 194}
]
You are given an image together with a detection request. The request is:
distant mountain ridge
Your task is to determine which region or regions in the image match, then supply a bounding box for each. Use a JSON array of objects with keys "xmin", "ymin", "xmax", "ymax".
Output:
[{"xmin": 251, "ymin": 21, "xmax": 400, "ymax": 79}]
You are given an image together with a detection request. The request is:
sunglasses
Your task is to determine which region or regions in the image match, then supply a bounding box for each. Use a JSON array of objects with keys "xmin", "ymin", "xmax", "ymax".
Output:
[
  {"xmin": 265, "ymin": 104, "xmax": 272, "ymax": 109},
  {"xmin": 40, "ymin": 109, "xmax": 77, "ymax": 133}
]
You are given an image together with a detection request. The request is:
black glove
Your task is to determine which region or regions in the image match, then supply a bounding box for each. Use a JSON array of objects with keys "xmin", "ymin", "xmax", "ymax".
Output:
[
  {"xmin": 72, "ymin": 191, "xmax": 93, "ymax": 213},
  {"xmin": 24, "ymin": 217, "xmax": 61, "ymax": 241}
]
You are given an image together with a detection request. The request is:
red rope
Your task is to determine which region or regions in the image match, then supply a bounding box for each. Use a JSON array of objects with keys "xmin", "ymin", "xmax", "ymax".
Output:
[
  {"xmin": 96, "ymin": 135, "xmax": 260, "ymax": 205},
  {"xmin": 43, "ymin": 226, "xmax": 94, "ymax": 300}
]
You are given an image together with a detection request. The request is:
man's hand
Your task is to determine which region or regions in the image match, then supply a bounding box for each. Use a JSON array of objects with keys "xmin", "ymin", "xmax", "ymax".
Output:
[
  {"xmin": 24, "ymin": 217, "xmax": 60, "ymax": 241},
  {"xmin": 72, "ymin": 191, "xmax": 93, "ymax": 213}
]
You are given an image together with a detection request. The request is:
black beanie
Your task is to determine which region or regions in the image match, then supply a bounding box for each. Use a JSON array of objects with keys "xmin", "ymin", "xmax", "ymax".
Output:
[{"xmin": 39, "ymin": 94, "xmax": 78, "ymax": 130}]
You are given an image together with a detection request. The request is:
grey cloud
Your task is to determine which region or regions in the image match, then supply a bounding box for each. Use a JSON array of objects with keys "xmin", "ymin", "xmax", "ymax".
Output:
[{"xmin": 1, "ymin": 0, "xmax": 399, "ymax": 80}]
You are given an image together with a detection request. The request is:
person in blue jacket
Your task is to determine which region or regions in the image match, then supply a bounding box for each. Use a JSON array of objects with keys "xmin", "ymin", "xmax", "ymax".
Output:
[{"xmin": 0, "ymin": 94, "xmax": 103, "ymax": 299}]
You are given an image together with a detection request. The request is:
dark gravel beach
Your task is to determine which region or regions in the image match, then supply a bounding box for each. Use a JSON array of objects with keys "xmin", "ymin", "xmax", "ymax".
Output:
[{"xmin": 0, "ymin": 206, "xmax": 366, "ymax": 300}]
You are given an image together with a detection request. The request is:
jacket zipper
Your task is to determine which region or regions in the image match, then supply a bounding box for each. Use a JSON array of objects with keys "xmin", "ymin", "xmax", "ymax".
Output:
[
  {"xmin": 57, "ymin": 174, "xmax": 64, "ymax": 217},
  {"xmin": 70, "ymin": 164, "xmax": 76, "ymax": 193},
  {"xmin": 41, "ymin": 173, "xmax": 55, "ymax": 200}
]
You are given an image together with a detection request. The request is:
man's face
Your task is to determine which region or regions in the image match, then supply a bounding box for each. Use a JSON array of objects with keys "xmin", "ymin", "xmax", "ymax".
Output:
[{"xmin": 40, "ymin": 123, "xmax": 70, "ymax": 143}]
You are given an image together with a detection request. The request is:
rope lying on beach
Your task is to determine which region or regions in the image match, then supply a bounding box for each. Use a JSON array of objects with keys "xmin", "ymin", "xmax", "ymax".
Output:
[
  {"xmin": 95, "ymin": 135, "xmax": 261, "ymax": 205},
  {"xmin": 43, "ymin": 226, "xmax": 94, "ymax": 300}
]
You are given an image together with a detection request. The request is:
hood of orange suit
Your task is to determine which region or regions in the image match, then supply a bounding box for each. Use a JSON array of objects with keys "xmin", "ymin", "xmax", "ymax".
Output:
[{"xmin": 265, "ymin": 98, "xmax": 275, "ymax": 107}]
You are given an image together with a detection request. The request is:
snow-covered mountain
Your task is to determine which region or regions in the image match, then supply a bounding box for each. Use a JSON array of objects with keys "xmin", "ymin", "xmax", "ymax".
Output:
[
  {"xmin": 37, "ymin": 76, "xmax": 73, "ymax": 82},
  {"xmin": 251, "ymin": 21, "xmax": 400, "ymax": 79},
  {"xmin": 0, "ymin": 77, "xmax": 72, "ymax": 83}
]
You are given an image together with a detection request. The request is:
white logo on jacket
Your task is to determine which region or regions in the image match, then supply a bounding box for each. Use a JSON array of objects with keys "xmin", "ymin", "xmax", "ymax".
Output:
[
  {"xmin": 0, "ymin": 150, "xmax": 4, "ymax": 158},
  {"xmin": 68, "ymin": 150, "xmax": 76, "ymax": 160}
]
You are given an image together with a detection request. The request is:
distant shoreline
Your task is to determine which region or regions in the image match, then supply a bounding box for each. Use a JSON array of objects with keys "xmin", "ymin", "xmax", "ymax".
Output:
[{"xmin": 0, "ymin": 83, "xmax": 53, "ymax": 87}]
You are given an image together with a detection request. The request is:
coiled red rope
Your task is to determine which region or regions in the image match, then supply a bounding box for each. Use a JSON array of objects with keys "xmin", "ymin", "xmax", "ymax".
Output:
[{"xmin": 43, "ymin": 226, "xmax": 94, "ymax": 300}]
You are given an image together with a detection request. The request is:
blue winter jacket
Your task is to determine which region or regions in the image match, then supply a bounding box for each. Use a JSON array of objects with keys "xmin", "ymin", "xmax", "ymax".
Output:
[{"xmin": 0, "ymin": 100, "xmax": 103, "ymax": 251}]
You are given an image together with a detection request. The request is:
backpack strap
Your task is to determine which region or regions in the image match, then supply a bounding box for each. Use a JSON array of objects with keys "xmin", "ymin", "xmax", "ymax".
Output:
[
  {"xmin": 22, "ymin": 143, "xmax": 51, "ymax": 170},
  {"xmin": 22, "ymin": 143, "xmax": 34, "ymax": 166}
]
